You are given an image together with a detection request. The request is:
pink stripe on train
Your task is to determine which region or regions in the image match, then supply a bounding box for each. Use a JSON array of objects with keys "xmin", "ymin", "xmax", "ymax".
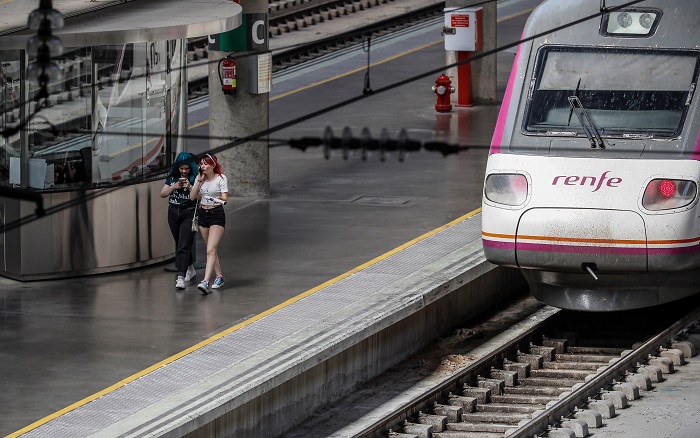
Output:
[
  {"xmin": 490, "ymin": 43, "xmax": 522, "ymax": 155},
  {"xmin": 692, "ymin": 129, "xmax": 700, "ymax": 161},
  {"xmin": 482, "ymin": 239, "xmax": 515, "ymax": 250},
  {"xmin": 484, "ymin": 238, "xmax": 700, "ymax": 255},
  {"xmin": 516, "ymin": 242, "xmax": 647, "ymax": 255}
]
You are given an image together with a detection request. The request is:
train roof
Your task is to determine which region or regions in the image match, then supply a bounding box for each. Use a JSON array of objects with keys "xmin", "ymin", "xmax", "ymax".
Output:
[{"xmin": 525, "ymin": 0, "xmax": 700, "ymax": 49}]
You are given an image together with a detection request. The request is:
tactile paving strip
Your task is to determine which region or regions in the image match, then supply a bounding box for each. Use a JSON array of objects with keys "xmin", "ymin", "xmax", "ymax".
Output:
[{"xmin": 23, "ymin": 214, "xmax": 484, "ymax": 437}]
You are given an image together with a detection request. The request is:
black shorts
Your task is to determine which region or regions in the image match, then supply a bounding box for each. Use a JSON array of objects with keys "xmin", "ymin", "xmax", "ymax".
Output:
[{"xmin": 197, "ymin": 205, "xmax": 225, "ymax": 228}]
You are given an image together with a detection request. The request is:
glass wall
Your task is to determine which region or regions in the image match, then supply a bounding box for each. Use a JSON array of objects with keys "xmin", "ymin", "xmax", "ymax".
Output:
[
  {"xmin": 0, "ymin": 39, "xmax": 183, "ymax": 190},
  {"xmin": 0, "ymin": 50, "xmax": 21, "ymax": 187},
  {"xmin": 29, "ymin": 46, "xmax": 92, "ymax": 188}
]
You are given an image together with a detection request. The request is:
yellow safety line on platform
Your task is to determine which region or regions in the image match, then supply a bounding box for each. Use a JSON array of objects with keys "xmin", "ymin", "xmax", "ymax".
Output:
[
  {"xmin": 268, "ymin": 10, "xmax": 534, "ymax": 101},
  {"xmin": 184, "ymin": 41, "xmax": 444, "ymax": 132},
  {"xmin": 270, "ymin": 39, "xmax": 442, "ymax": 101},
  {"xmin": 8, "ymin": 207, "xmax": 481, "ymax": 437},
  {"xmin": 499, "ymin": 8, "xmax": 536, "ymax": 23}
]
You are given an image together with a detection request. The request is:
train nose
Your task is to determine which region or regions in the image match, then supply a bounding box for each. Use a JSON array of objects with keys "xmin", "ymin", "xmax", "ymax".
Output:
[{"xmin": 515, "ymin": 208, "xmax": 647, "ymax": 272}]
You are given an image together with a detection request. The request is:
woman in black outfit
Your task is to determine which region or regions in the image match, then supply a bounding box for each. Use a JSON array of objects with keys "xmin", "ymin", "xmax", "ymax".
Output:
[{"xmin": 160, "ymin": 152, "xmax": 199, "ymax": 289}]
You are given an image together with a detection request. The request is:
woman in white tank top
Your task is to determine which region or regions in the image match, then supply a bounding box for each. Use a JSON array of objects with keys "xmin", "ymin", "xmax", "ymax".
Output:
[{"xmin": 189, "ymin": 153, "xmax": 229, "ymax": 294}]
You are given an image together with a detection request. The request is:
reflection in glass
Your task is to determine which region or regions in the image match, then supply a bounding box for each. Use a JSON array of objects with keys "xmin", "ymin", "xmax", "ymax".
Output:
[
  {"xmin": 92, "ymin": 42, "xmax": 171, "ymax": 183},
  {"xmin": 0, "ymin": 50, "xmax": 22, "ymax": 187},
  {"xmin": 29, "ymin": 46, "xmax": 92, "ymax": 188},
  {"xmin": 0, "ymin": 39, "xmax": 180, "ymax": 190}
]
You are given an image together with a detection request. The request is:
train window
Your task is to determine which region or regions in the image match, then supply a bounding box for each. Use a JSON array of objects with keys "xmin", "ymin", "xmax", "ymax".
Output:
[{"xmin": 523, "ymin": 47, "xmax": 699, "ymax": 140}]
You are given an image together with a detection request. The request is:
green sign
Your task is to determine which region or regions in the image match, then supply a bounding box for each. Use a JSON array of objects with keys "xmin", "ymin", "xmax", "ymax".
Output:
[{"xmin": 209, "ymin": 14, "xmax": 268, "ymax": 52}]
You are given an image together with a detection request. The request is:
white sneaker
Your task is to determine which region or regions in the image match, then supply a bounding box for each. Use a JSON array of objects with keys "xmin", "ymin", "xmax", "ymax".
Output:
[
  {"xmin": 184, "ymin": 266, "xmax": 197, "ymax": 282},
  {"xmin": 175, "ymin": 278, "xmax": 186, "ymax": 290},
  {"xmin": 198, "ymin": 280, "xmax": 210, "ymax": 295}
]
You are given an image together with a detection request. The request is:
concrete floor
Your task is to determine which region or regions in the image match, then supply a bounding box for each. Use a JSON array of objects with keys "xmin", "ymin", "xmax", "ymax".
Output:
[
  {"xmin": 0, "ymin": 1, "xmax": 540, "ymax": 435},
  {"xmin": 587, "ymin": 356, "xmax": 700, "ymax": 438}
]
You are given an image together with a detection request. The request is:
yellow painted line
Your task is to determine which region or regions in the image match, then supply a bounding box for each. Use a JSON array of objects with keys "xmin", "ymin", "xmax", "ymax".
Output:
[
  {"xmin": 0, "ymin": 0, "xmax": 15, "ymax": 4},
  {"xmin": 267, "ymin": 9, "xmax": 535, "ymax": 102},
  {"xmin": 106, "ymin": 136, "xmax": 160, "ymax": 158},
  {"xmin": 188, "ymin": 120, "xmax": 208, "ymax": 130},
  {"xmin": 8, "ymin": 207, "xmax": 481, "ymax": 437},
  {"xmin": 498, "ymin": 8, "xmax": 536, "ymax": 23},
  {"xmin": 270, "ymin": 39, "xmax": 443, "ymax": 101},
  {"xmin": 186, "ymin": 39, "xmax": 443, "ymax": 129}
]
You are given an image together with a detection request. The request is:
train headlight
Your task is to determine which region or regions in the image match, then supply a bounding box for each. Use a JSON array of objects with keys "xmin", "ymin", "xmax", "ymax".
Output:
[
  {"xmin": 639, "ymin": 13, "xmax": 654, "ymax": 29},
  {"xmin": 642, "ymin": 179, "xmax": 697, "ymax": 211},
  {"xmin": 601, "ymin": 8, "xmax": 661, "ymax": 37},
  {"xmin": 484, "ymin": 173, "xmax": 528, "ymax": 206},
  {"xmin": 616, "ymin": 12, "xmax": 633, "ymax": 28}
]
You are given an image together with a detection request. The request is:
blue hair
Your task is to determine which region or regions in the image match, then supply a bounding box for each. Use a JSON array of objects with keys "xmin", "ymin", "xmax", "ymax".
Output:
[{"xmin": 168, "ymin": 152, "xmax": 198, "ymax": 184}]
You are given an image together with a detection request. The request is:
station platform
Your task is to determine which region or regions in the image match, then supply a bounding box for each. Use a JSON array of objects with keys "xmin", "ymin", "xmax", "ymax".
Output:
[{"xmin": 0, "ymin": 1, "xmax": 538, "ymax": 436}]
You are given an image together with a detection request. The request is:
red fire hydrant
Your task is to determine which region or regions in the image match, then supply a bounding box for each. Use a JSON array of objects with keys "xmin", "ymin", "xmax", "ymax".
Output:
[{"xmin": 432, "ymin": 75, "xmax": 455, "ymax": 113}]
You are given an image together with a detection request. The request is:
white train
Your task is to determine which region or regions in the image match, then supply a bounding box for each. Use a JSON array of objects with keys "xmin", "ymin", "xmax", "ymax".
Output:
[{"xmin": 482, "ymin": 0, "xmax": 700, "ymax": 311}]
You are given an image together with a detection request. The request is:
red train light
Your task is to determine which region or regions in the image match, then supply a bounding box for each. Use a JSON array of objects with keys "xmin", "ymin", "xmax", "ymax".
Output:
[
  {"xmin": 642, "ymin": 178, "xmax": 696, "ymax": 211},
  {"xmin": 657, "ymin": 179, "xmax": 676, "ymax": 198}
]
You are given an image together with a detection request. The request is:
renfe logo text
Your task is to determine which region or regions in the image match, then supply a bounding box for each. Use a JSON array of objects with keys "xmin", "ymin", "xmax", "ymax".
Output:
[{"xmin": 552, "ymin": 171, "xmax": 622, "ymax": 192}]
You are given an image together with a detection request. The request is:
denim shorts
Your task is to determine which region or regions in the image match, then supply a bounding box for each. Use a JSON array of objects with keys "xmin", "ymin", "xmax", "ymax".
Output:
[{"xmin": 197, "ymin": 205, "xmax": 225, "ymax": 228}]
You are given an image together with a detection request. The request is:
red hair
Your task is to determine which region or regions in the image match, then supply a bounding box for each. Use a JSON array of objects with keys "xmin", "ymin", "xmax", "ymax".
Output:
[{"xmin": 201, "ymin": 153, "xmax": 223, "ymax": 175}]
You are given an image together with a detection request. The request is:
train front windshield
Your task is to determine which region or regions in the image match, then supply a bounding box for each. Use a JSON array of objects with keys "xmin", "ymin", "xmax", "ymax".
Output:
[{"xmin": 524, "ymin": 47, "xmax": 699, "ymax": 139}]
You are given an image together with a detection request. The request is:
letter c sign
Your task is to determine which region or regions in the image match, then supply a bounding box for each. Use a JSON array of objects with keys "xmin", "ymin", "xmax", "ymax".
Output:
[
  {"xmin": 252, "ymin": 20, "xmax": 265, "ymax": 45},
  {"xmin": 248, "ymin": 14, "xmax": 268, "ymax": 50}
]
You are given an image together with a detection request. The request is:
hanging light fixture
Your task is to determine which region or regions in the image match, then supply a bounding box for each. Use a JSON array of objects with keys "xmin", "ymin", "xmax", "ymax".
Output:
[{"xmin": 25, "ymin": 0, "xmax": 64, "ymax": 98}]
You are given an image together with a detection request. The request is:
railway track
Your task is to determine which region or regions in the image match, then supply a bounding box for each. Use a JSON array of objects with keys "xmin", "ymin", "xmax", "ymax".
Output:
[
  {"xmin": 186, "ymin": 0, "xmax": 446, "ymax": 94},
  {"xmin": 187, "ymin": 0, "xmax": 444, "ymax": 50},
  {"xmin": 289, "ymin": 296, "xmax": 700, "ymax": 438}
]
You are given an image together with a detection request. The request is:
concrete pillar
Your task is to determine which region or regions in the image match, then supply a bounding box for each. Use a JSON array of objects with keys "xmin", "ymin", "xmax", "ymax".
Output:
[
  {"xmin": 445, "ymin": 0, "xmax": 497, "ymax": 105},
  {"xmin": 208, "ymin": 0, "xmax": 270, "ymax": 197}
]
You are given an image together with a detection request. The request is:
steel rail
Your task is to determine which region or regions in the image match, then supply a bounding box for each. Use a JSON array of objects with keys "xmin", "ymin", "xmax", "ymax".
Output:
[
  {"xmin": 187, "ymin": 0, "xmax": 394, "ymax": 49},
  {"xmin": 510, "ymin": 303, "xmax": 700, "ymax": 437},
  {"xmin": 351, "ymin": 302, "xmax": 700, "ymax": 438},
  {"xmin": 354, "ymin": 306, "xmax": 562, "ymax": 438},
  {"xmin": 187, "ymin": 1, "xmax": 445, "ymax": 93}
]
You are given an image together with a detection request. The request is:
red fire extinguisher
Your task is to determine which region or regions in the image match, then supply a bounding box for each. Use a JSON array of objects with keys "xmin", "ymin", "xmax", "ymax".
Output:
[{"xmin": 221, "ymin": 58, "xmax": 237, "ymax": 95}]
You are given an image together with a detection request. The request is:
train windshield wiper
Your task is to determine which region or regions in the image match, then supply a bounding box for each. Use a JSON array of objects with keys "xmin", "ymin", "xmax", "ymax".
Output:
[
  {"xmin": 567, "ymin": 78, "xmax": 581, "ymax": 126},
  {"xmin": 567, "ymin": 95, "xmax": 605, "ymax": 149}
]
